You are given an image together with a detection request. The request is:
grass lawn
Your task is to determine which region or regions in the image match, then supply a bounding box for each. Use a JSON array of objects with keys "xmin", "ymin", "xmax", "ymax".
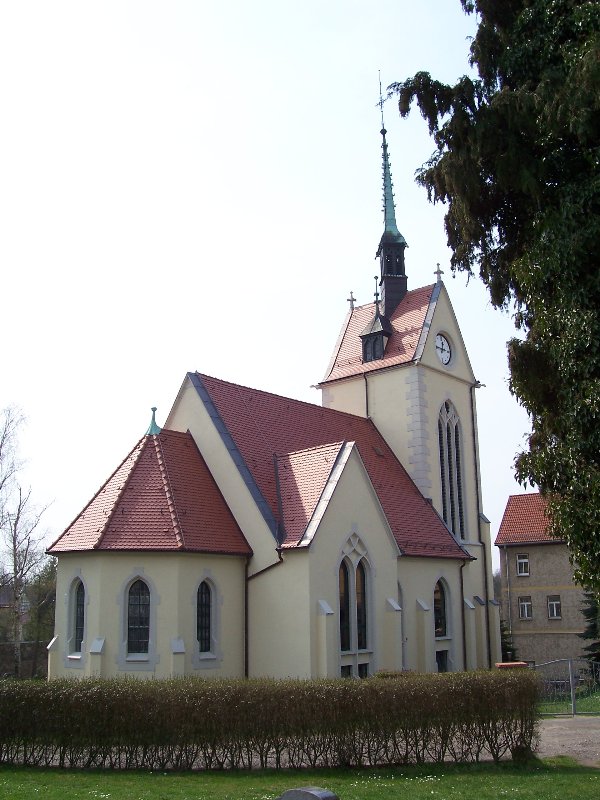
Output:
[{"xmin": 1, "ymin": 760, "xmax": 599, "ymax": 800}]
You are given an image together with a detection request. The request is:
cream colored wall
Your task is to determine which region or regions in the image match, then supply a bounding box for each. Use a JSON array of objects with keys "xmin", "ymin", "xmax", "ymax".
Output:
[
  {"xmin": 247, "ymin": 551, "xmax": 312, "ymax": 678},
  {"xmin": 397, "ymin": 557, "xmax": 465, "ymax": 672},
  {"xmin": 321, "ymin": 377, "xmax": 366, "ymax": 419},
  {"xmin": 306, "ymin": 448, "xmax": 402, "ymax": 677},
  {"xmin": 166, "ymin": 377, "xmax": 277, "ymax": 574},
  {"xmin": 49, "ymin": 551, "xmax": 246, "ymax": 680}
]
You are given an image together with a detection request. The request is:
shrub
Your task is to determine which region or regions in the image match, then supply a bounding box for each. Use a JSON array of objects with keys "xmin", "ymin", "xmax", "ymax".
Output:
[{"xmin": 0, "ymin": 670, "xmax": 540, "ymax": 769}]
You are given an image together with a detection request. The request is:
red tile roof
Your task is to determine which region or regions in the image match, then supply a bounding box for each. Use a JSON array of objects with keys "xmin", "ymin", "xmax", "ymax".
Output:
[
  {"xmin": 48, "ymin": 430, "xmax": 251, "ymax": 556},
  {"xmin": 321, "ymin": 284, "xmax": 435, "ymax": 384},
  {"xmin": 276, "ymin": 442, "xmax": 345, "ymax": 547},
  {"xmin": 198, "ymin": 373, "xmax": 468, "ymax": 559},
  {"xmin": 495, "ymin": 493, "xmax": 555, "ymax": 545}
]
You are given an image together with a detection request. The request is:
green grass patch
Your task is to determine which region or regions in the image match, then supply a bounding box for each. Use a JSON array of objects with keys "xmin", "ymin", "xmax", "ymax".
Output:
[
  {"xmin": 540, "ymin": 687, "xmax": 600, "ymax": 715},
  {"xmin": 1, "ymin": 762, "xmax": 599, "ymax": 800}
]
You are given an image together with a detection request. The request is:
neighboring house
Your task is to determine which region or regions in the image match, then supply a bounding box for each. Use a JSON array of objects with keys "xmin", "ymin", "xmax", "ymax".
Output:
[
  {"xmin": 495, "ymin": 493, "xmax": 586, "ymax": 665},
  {"xmin": 47, "ymin": 124, "xmax": 501, "ymax": 680}
]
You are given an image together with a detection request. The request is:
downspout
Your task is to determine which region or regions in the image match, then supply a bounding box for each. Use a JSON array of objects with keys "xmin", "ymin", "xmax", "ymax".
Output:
[
  {"xmin": 363, "ymin": 373, "xmax": 369, "ymax": 418},
  {"xmin": 504, "ymin": 545, "xmax": 512, "ymax": 635},
  {"xmin": 470, "ymin": 382, "xmax": 492, "ymax": 668},
  {"xmin": 245, "ymin": 550, "xmax": 285, "ymax": 679},
  {"xmin": 460, "ymin": 560, "xmax": 467, "ymax": 670},
  {"xmin": 244, "ymin": 557, "xmax": 249, "ymax": 678}
]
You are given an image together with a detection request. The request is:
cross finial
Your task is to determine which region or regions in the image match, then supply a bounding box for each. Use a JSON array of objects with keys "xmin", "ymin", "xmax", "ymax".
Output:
[
  {"xmin": 373, "ymin": 275, "xmax": 380, "ymax": 307},
  {"xmin": 434, "ymin": 263, "xmax": 444, "ymax": 283},
  {"xmin": 347, "ymin": 290, "xmax": 356, "ymax": 311},
  {"xmin": 378, "ymin": 70, "xmax": 386, "ymax": 132}
]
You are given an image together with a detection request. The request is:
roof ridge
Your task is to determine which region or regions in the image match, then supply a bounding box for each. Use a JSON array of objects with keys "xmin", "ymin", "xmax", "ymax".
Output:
[
  {"xmin": 199, "ymin": 372, "xmax": 378, "ymax": 426},
  {"xmin": 94, "ymin": 437, "xmax": 148, "ymax": 551},
  {"xmin": 152, "ymin": 433, "xmax": 185, "ymax": 549},
  {"xmin": 278, "ymin": 440, "xmax": 346, "ymax": 459}
]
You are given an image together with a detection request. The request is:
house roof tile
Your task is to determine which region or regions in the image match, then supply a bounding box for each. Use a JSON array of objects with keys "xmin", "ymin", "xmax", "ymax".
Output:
[
  {"xmin": 321, "ymin": 284, "xmax": 434, "ymax": 384},
  {"xmin": 495, "ymin": 493, "xmax": 555, "ymax": 545},
  {"xmin": 48, "ymin": 429, "xmax": 251, "ymax": 556},
  {"xmin": 197, "ymin": 373, "xmax": 468, "ymax": 559},
  {"xmin": 276, "ymin": 442, "xmax": 345, "ymax": 548}
]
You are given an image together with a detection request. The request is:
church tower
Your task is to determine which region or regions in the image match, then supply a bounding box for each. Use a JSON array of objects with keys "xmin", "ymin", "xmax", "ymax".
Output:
[{"xmin": 319, "ymin": 115, "xmax": 499, "ymax": 667}]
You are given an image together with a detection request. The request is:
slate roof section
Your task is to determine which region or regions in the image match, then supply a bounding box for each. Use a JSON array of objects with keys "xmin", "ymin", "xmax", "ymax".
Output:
[
  {"xmin": 321, "ymin": 283, "xmax": 435, "ymax": 384},
  {"xmin": 495, "ymin": 493, "xmax": 555, "ymax": 546},
  {"xmin": 48, "ymin": 430, "xmax": 251, "ymax": 556},
  {"xmin": 196, "ymin": 372, "xmax": 469, "ymax": 559}
]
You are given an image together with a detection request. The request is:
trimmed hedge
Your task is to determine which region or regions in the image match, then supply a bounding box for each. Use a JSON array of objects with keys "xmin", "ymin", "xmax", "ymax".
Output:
[{"xmin": 0, "ymin": 671, "xmax": 539, "ymax": 769}]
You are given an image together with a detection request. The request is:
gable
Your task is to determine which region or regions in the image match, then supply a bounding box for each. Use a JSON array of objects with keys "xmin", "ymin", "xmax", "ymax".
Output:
[{"xmin": 417, "ymin": 283, "xmax": 475, "ymax": 383}]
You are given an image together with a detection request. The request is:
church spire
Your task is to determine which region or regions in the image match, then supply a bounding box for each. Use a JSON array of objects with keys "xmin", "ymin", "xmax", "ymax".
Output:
[{"xmin": 376, "ymin": 78, "xmax": 408, "ymax": 317}]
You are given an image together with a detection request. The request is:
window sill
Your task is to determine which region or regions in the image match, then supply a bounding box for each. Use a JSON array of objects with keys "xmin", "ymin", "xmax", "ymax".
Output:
[
  {"xmin": 67, "ymin": 653, "xmax": 82, "ymax": 661},
  {"xmin": 126, "ymin": 653, "xmax": 149, "ymax": 662},
  {"xmin": 198, "ymin": 651, "xmax": 217, "ymax": 661},
  {"xmin": 435, "ymin": 635, "xmax": 451, "ymax": 641}
]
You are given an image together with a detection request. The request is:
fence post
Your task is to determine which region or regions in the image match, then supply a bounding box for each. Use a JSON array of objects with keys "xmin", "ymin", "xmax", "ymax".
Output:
[{"xmin": 568, "ymin": 658, "xmax": 577, "ymax": 716}]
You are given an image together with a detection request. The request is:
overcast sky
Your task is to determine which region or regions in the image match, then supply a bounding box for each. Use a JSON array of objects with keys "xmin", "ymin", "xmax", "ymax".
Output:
[{"xmin": 0, "ymin": 1, "xmax": 533, "ymax": 568}]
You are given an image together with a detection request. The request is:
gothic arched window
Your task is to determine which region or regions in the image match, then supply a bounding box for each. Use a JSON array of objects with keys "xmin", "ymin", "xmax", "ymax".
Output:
[
  {"xmin": 434, "ymin": 580, "xmax": 447, "ymax": 638},
  {"xmin": 338, "ymin": 535, "xmax": 371, "ymax": 678},
  {"xmin": 197, "ymin": 580, "xmax": 212, "ymax": 653},
  {"xmin": 127, "ymin": 579, "xmax": 150, "ymax": 654},
  {"xmin": 438, "ymin": 401, "xmax": 465, "ymax": 538},
  {"xmin": 74, "ymin": 579, "xmax": 85, "ymax": 653},
  {"xmin": 339, "ymin": 560, "xmax": 351, "ymax": 652}
]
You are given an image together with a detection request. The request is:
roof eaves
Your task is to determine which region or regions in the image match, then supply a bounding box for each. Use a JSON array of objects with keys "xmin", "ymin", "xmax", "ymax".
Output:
[
  {"xmin": 297, "ymin": 441, "xmax": 350, "ymax": 548},
  {"xmin": 188, "ymin": 372, "xmax": 279, "ymax": 541}
]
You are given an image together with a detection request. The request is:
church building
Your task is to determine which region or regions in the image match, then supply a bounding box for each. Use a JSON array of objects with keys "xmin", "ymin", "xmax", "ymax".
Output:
[{"xmin": 47, "ymin": 122, "xmax": 501, "ymax": 679}]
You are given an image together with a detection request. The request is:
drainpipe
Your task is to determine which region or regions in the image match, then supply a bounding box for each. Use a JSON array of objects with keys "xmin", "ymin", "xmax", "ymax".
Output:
[
  {"xmin": 363, "ymin": 373, "xmax": 370, "ymax": 418},
  {"xmin": 460, "ymin": 560, "xmax": 468, "ymax": 670},
  {"xmin": 244, "ymin": 557, "xmax": 249, "ymax": 678},
  {"xmin": 504, "ymin": 545, "xmax": 513, "ymax": 635},
  {"xmin": 470, "ymin": 382, "xmax": 492, "ymax": 668}
]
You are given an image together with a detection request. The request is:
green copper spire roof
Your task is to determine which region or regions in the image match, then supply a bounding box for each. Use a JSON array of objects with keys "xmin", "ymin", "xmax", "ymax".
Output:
[
  {"xmin": 379, "ymin": 125, "xmax": 407, "ymax": 247},
  {"xmin": 145, "ymin": 406, "xmax": 162, "ymax": 436}
]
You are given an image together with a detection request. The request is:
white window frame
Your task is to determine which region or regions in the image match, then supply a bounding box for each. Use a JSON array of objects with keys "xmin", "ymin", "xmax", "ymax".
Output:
[
  {"xmin": 547, "ymin": 595, "xmax": 562, "ymax": 620},
  {"xmin": 516, "ymin": 553, "xmax": 530, "ymax": 576},
  {"xmin": 518, "ymin": 595, "xmax": 533, "ymax": 620}
]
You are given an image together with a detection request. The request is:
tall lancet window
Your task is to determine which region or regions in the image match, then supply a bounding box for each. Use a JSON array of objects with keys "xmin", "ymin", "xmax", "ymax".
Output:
[
  {"xmin": 438, "ymin": 401, "xmax": 465, "ymax": 538},
  {"xmin": 338, "ymin": 533, "xmax": 371, "ymax": 678}
]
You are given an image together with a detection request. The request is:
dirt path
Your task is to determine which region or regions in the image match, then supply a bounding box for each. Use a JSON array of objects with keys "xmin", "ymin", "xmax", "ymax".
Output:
[{"xmin": 536, "ymin": 717, "xmax": 600, "ymax": 766}]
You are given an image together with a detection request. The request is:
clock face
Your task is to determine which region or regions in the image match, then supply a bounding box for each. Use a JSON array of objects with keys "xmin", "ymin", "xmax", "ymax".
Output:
[{"xmin": 435, "ymin": 334, "xmax": 452, "ymax": 365}]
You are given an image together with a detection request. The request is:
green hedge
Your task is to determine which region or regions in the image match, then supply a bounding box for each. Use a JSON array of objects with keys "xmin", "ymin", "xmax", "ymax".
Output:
[{"xmin": 0, "ymin": 671, "xmax": 540, "ymax": 769}]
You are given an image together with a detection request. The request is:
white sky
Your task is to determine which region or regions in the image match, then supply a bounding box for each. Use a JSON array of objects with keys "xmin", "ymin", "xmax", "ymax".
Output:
[{"xmin": 0, "ymin": 1, "xmax": 533, "ymax": 568}]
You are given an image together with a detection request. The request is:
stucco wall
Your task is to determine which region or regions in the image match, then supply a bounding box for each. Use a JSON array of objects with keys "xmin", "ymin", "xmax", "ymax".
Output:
[
  {"xmin": 49, "ymin": 551, "xmax": 246, "ymax": 679},
  {"xmin": 498, "ymin": 542, "xmax": 586, "ymax": 664}
]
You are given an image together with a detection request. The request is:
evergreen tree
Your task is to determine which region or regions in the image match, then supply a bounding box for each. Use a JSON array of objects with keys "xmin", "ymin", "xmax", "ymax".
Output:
[
  {"xmin": 580, "ymin": 591, "xmax": 600, "ymax": 664},
  {"xmin": 394, "ymin": 1, "xmax": 600, "ymax": 589},
  {"xmin": 500, "ymin": 619, "xmax": 519, "ymax": 663}
]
